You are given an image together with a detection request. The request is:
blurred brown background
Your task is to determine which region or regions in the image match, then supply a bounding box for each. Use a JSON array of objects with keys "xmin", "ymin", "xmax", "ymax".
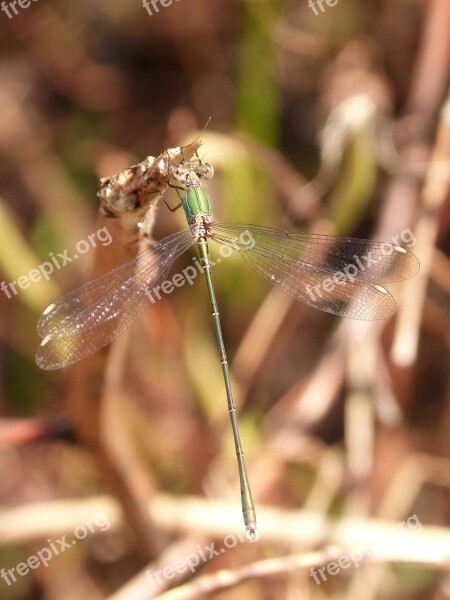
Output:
[{"xmin": 0, "ymin": 0, "xmax": 449, "ymax": 599}]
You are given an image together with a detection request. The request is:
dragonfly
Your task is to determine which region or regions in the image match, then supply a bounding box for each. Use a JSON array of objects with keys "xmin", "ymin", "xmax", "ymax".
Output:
[{"xmin": 36, "ymin": 151, "xmax": 419, "ymax": 541}]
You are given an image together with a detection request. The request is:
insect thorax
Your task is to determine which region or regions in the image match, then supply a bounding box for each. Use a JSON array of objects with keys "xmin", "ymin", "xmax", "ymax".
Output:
[{"xmin": 182, "ymin": 187, "xmax": 212, "ymax": 224}]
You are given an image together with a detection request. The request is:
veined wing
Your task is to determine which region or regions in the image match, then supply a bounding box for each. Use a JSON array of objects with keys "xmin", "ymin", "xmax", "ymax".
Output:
[
  {"xmin": 211, "ymin": 224, "xmax": 419, "ymax": 283},
  {"xmin": 36, "ymin": 229, "xmax": 193, "ymax": 370},
  {"xmin": 209, "ymin": 224, "xmax": 418, "ymax": 320}
]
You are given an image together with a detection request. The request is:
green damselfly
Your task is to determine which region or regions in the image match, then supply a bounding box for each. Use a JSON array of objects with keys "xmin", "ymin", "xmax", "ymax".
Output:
[{"xmin": 36, "ymin": 151, "xmax": 419, "ymax": 540}]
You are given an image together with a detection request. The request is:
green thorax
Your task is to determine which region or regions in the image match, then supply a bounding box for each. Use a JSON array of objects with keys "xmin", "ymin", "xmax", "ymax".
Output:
[{"xmin": 182, "ymin": 187, "xmax": 212, "ymax": 223}]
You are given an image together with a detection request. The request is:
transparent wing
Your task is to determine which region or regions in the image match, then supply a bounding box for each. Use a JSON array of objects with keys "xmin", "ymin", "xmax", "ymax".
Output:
[
  {"xmin": 36, "ymin": 229, "xmax": 193, "ymax": 370},
  {"xmin": 211, "ymin": 224, "xmax": 419, "ymax": 283},
  {"xmin": 210, "ymin": 224, "xmax": 419, "ymax": 320}
]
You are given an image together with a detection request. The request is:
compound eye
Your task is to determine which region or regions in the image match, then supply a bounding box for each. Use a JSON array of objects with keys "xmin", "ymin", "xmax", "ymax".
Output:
[
  {"xmin": 203, "ymin": 163, "xmax": 214, "ymax": 180},
  {"xmin": 171, "ymin": 166, "xmax": 181, "ymax": 181}
]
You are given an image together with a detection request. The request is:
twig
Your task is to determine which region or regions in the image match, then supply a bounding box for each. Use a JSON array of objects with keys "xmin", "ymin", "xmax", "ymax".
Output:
[
  {"xmin": 391, "ymin": 86, "xmax": 450, "ymax": 367},
  {"xmin": 150, "ymin": 547, "xmax": 450, "ymax": 600},
  {"xmin": 1, "ymin": 493, "xmax": 450, "ymax": 557}
]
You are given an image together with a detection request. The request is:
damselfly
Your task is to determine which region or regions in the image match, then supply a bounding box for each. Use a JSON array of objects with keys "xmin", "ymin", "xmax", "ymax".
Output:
[{"xmin": 36, "ymin": 152, "xmax": 419, "ymax": 540}]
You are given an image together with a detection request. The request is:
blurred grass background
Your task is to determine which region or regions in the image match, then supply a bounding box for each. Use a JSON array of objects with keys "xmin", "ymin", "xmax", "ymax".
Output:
[{"xmin": 0, "ymin": 0, "xmax": 449, "ymax": 599}]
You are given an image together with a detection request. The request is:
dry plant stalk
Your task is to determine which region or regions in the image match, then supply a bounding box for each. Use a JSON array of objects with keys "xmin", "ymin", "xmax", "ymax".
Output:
[{"xmin": 66, "ymin": 138, "xmax": 203, "ymax": 558}]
